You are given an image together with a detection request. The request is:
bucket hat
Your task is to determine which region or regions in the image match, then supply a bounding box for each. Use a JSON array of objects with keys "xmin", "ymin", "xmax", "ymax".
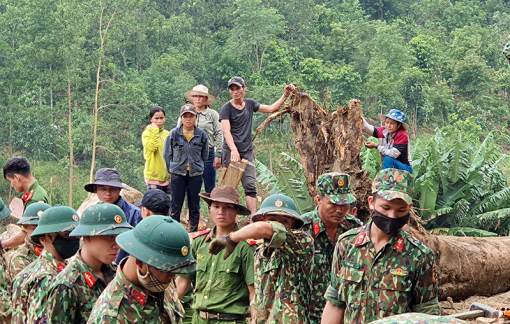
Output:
[
  {"xmin": 0, "ymin": 198, "xmax": 11, "ymax": 222},
  {"xmin": 70, "ymin": 202, "xmax": 133, "ymax": 237},
  {"xmin": 372, "ymin": 169, "xmax": 414, "ymax": 205},
  {"xmin": 185, "ymin": 85, "xmax": 216, "ymax": 106},
  {"xmin": 85, "ymin": 168, "xmax": 129, "ymax": 193},
  {"xmin": 378, "ymin": 109, "xmax": 409, "ymax": 131},
  {"xmin": 317, "ymin": 172, "xmax": 356, "ymax": 205},
  {"xmin": 17, "ymin": 202, "xmax": 51, "ymax": 226},
  {"xmin": 252, "ymin": 194, "xmax": 304, "ymax": 229},
  {"xmin": 31, "ymin": 205, "xmax": 80, "ymax": 243},
  {"xmin": 199, "ymin": 186, "xmax": 251, "ymax": 216},
  {"xmin": 116, "ymin": 216, "xmax": 196, "ymax": 273}
]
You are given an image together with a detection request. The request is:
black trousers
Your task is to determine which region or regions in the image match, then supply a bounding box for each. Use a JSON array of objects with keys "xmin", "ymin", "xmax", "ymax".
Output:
[{"xmin": 170, "ymin": 172, "xmax": 203, "ymax": 232}]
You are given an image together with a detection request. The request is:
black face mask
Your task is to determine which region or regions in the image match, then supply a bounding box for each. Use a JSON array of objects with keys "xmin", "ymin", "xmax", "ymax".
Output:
[
  {"xmin": 52, "ymin": 235, "xmax": 80, "ymax": 259},
  {"xmin": 371, "ymin": 209, "xmax": 409, "ymax": 235}
]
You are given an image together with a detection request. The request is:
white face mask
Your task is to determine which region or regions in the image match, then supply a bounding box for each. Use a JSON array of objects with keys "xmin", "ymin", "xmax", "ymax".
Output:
[{"xmin": 137, "ymin": 263, "xmax": 170, "ymax": 293}]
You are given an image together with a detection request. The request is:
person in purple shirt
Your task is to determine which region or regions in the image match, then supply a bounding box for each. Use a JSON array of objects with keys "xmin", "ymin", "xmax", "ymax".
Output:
[{"xmin": 85, "ymin": 168, "xmax": 142, "ymax": 264}]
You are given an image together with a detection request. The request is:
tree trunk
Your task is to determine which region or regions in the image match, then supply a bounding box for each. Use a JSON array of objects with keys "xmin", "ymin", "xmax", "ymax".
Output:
[{"xmin": 281, "ymin": 89, "xmax": 510, "ymax": 300}]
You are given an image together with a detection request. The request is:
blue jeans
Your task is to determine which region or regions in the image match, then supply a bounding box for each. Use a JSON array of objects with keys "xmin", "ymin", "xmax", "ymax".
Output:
[
  {"xmin": 203, "ymin": 150, "xmax": 216, "ymax": 193},
  {"xmin": 170, "ymin": 172, "xmax": 203, "ymax": 232},
  {"xmin": 382, "ymin": 156, "xmax": 413, "ymax": 174}
]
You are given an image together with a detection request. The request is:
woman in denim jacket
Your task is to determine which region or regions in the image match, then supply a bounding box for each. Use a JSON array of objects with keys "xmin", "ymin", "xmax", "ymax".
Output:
[{"xmin": 164, "ymin": 104, "xmax": 209, "ymax": 232}]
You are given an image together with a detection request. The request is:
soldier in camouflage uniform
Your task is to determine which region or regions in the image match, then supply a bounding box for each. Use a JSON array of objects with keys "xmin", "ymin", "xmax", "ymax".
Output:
[
  {"xmin": 322, "ymin": 169, "xmax": 441, "ymax": 324},
  {"xmin": 209, "ymin": 194, "xmax": 314, "ymax": 324},
  {"xmin": 301, "ymin": 173, "xmax": 362, "ymax": 324},
  {"xmin": 87, "ymin": 215, "xmax": 196, "ymax": 324},
  {"xmin": 368, "ymin": 313, "xmax": 465, "ymax": 324},
  {"xmin": 40, "ymin": 202, "xmax": 133, "ymax": 323},
  {"xmin": 7, "ymin": 202, "xmax": 50, "ymax": 280},
  {"xmin": 11, "ymin": 205, "xmax": 80, "ymax": 324},
  {"xmin": 175, "ymin": 186, "xmax": 256, "ymax": 324},
  {"xmin": 0, "ymin": 198, "xmax": 12, "ymax": 323}
]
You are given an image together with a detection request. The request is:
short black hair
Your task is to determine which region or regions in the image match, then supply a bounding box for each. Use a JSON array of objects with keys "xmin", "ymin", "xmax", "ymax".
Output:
[
  {"xmin": 149, "ymin": 106, "xmax": 166, "ymax": 119},
  {"xmin": 4, "ymin": 157, "xmax": 32, "ymax": 180},
  {"xmin": 350, "ymin": 202, "xmax": 357, "ymax": 210}
]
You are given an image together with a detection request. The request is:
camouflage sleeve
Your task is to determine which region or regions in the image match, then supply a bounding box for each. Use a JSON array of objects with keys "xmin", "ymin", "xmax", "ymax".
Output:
[
  {"xmin": 27, "ymin": 277, "xmax": 52, "ymax": 323},
  {"xmin": 87, "ymin": 315, "xmax": 119, "ymax": 324},
  {"xmin": 267, "ymin": 221, "xmax": 314, "ymax": 262},
  {"xmin": 411, "ymin": 252, "xmax": 441, "ymax": 315},
  {"xmin": 241, "ymin": 243, "xmax": 256, "ymax": 286},
  {"xmin": 266, "ymin": 221, "xmax": 287, "ymax": 248},
  {"xmin": 324, "ymin": 238, "xmax": 348, "ymax": 309},
  {"xmin": 48, "ymin": 283, "xmax": 78, "ymax": 323}
]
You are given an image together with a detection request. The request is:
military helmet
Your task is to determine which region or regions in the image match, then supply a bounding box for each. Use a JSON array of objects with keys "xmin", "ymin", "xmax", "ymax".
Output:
[
  {"xmin": 116, "ymin": 216, "xmax": 196, "ymax": 274},
  {"xmin": 17, "ymin": 202, "xmax": 51, "ymax": 226},
  {"xmin": 252, "ymin": 194, "xmax": 304, "ymax": 229},
  {"xmin": 70, "ymin": 202, "xmax": 133, "ymax": 237},
  {"xmin": 0, "ymin": 198, "xmax": 11, "ymax": 222},
  {"xmin": 31, "ymin": 205, "xmax": 80, "ymax": 243}
]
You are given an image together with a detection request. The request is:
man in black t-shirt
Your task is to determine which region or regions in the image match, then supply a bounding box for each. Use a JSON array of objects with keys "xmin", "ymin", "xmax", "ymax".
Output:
[{"xmin": 219, "ymin": 76, "xmax": 295, "ymax": 215}]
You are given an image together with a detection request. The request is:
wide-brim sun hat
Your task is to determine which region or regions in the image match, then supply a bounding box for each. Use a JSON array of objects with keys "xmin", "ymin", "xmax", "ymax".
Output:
[
  {"xmin": 378, "ymin": 109, "xmax": 409, "ymax": 132},
  {"xmin": 185, "ymin": 84, "xmax": 216, "ymax": 106},
  {"xmin": 85, "ymin": 168, "xmax": 130, "ymax": 193},
  {"xmin": 198, "ymin": 186, "xmax": 251, "ymax": 216},
  {"xmin": 116, "ymin": 216, "xmax": 196, "ymax": 274},
  {"xmin": 17, "ymin": 202, "xmax": 51, "ymax": 226},
  {"xmin": 31, "ymin": 206, "xmax": 81, "ymax": 244},
  {"xmin": 252, "ymin": 194, "xmax": 304, "ymax": 229}
]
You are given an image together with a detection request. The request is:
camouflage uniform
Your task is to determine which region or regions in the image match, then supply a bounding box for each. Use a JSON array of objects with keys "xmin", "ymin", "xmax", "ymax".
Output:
[
  {"xmin": 46, "ymin": 252, "xmax": 116, "ymax": 323},
  {"xmin": 0, "ymin": 199, "xmax": 13, "ymax": 321},
  {"xmin": 88, "ymin": 215, "xmax": 195, "ymax": 324},
  {"xmin": 368, "ymin": 313, "xmax": 465, "ymax": 324},
  {"xmin": 324, "ymin": 169, "xmax": 441, "ymax": 323},
  {"xmin": 7, "ymin": 236, "xmax": 43, "ymax": 279},
  {"xmin": 43, "ymin": 202, "xmax": 133, "ymax": 324},
  {"xmin": 180, "ymin": 226, "xmax": 256, "ymax": 324},
  {"xmin": 12, "ymin": 249, "xmax": 67, "ymax": 324},
  {"xmin": 301, "ymin": 173, "xmax": 362, "ymax": 323}
]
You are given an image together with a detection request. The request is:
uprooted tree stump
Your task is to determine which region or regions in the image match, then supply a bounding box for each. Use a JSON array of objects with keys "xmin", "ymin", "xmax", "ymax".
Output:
[{"xmin": 257, "ymin": 89, "xmax": 510, "ymax": 301}]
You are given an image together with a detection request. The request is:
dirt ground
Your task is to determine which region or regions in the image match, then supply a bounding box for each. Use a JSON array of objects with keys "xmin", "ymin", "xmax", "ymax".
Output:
[{"xmin": 440, "ymin": 290, "xmax": 510, "ymax": 322}]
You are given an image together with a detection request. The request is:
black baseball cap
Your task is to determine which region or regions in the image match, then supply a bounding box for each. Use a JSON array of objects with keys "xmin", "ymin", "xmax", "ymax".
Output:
[
  {"xmin": 140, "ymin": 189, "xmax": 171, "ymax": 215},
  {"xmin": 228, "ymin": 76, "xmax": 246, "ymax": 88}
]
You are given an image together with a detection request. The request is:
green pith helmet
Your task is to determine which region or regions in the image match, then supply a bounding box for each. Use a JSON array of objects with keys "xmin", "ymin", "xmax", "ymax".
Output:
[
  {"xmin": 252, "ymin": 194, "xmax": 304, "ymax": 229},
  {"xmin": 31, "ymin": 206, "xmax": 80, "ymax": 243},
  {"xmin": 17, "ymin": 202, "xmax": 51, "ymax": 226},
  {"xmin": 116, "ymin": 216, "xmax": 196, "ymax": 273},
  {"xmin": 372, "ymin": 168, "xmax": 414, "ymax": 204},
  {"xmin": 317, "ymin": 172, "xmax": 356, "ymax": 205},
  {"xmin": 70, "ymin": 202, "xmax": 133, "ymax": 237},
  {"xmin": 0, "ymin": 198, "xmax": 11, "ymax": 222}
]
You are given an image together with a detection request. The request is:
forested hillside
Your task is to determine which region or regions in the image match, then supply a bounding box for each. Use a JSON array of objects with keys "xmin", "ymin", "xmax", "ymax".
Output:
[{"xmin": 0, "ymin": 0, "xmax": 509, "ymax": 208}]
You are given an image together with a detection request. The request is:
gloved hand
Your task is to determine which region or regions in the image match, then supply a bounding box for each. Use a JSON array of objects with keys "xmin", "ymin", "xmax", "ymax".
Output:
[{"xmin": 209, "ymin": 234, "xmax": 238, "ymax": 259}]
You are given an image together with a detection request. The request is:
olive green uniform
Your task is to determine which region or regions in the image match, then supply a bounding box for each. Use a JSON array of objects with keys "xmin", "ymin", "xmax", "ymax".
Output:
[
  {"xmin": 22, "ymin": 181, "xmax": 49, "ymax": 207},
  {"xmin": 180, "ymin": 227, "xmax": 256, "ymax": 324}
]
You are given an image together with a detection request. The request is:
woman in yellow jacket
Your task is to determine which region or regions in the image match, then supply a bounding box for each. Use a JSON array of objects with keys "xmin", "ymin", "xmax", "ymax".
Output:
[{"xmin": 142, "ymin": 106, "xmax": 171, "ymax": 197}]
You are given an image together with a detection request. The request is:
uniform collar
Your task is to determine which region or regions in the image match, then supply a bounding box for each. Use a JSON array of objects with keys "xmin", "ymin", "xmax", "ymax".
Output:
[
  {"xmin": 116, "ymin": 258, "xmax": 151, "ymax": 306},
  {"xmin": 116, "ymin": 196, "xmax": 127, "ymax": 209},
  {"xmin": 354, "ymin": 221, "xmax": 407, "ymax": 253},
  {"xmin": 41, "ymin": 249, "xmax": 67, "ymax": 272},
  {"xmin": 313, "ymin": 207, "xmax": 356, "ymax": 238},
  {"xmin": 26, "ymin": 181, "xmax": 39, "ymax": 193},
  {"xmin": 75, "ymin": 250, "xmax": 116, "ymax": 288}
]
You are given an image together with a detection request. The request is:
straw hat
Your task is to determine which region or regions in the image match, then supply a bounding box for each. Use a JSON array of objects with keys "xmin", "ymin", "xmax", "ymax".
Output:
[{"xmin": 185, "ymin": 85, "xmax": 216, "ymax": 106}]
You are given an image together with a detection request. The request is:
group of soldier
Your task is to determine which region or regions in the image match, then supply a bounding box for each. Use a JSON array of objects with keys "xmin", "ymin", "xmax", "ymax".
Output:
[{"xmin": 0, "ymin": 153, "xmax": 453, "ymax": 324}]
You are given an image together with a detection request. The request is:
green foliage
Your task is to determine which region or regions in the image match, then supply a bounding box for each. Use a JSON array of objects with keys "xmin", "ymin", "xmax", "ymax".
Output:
[{"xmin": 255, "ymin": 153, "xmax": 314, "ymax": 215}]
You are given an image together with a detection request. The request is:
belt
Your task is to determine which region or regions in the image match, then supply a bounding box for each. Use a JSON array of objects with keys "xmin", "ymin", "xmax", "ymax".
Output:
[
  {"xmin": 182, "ymin": 302, "xmax": 192, "ymax": 310},
  {"xmin": 198, "ymin": 310, "xmax": 247, "ymax": 321}
]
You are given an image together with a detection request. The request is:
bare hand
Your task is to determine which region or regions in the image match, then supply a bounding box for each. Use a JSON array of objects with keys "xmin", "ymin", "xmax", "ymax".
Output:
[
  {"xmin": 213, "ymin": 157, "xmax": 222, "ymax": 170},
  {"xmin": 148, "ymin": 122, "xmax": 158, "ymax": 129},
  {"xmin": 230, "ymin": 150, "xmax": 241, "ymax": 163},
  {"xmin": 365, "ymin": 141, "xmax": 378, "ymax": 149},
  {"xmin": 284, "ymin": 84, "xmax": 296, "ymax": 97}
]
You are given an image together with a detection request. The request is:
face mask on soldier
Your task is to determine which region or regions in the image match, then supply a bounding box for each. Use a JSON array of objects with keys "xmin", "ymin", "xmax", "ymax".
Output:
[
  {"xmin": 52, "ymin": 235, "xmax": 80, "ymax": 259},
  {"xmin": 371, "ymin": 209, "xmax": 409, "ymax": 235},
  {"xmin": 137, "ymin": 262, "xmax": 170, "ymax": 293}
]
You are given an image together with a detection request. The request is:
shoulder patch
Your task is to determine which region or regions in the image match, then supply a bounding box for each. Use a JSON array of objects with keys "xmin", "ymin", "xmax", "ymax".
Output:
[
  {"xmin": 23, "ymin": 190, "xmax": 35, "ymax": 202},
  {"xmin": 192, "ymin": 228, "xmax": 211, "ymax": 240},
  {"xmin": 245, "ymin": 238, "xmax": 257, "ymax": 246}
]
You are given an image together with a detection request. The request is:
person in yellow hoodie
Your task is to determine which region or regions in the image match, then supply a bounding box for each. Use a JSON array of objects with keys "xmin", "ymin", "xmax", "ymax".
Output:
[{"xmin": 142, "ymin": 106, "xmax": 171, "ymax": 200}]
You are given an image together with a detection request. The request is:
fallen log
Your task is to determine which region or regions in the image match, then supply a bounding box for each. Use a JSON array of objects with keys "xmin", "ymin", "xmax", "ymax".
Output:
[{"xmin": 257, "ymin": 90, "xmax": 510, "ymax": 300}]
